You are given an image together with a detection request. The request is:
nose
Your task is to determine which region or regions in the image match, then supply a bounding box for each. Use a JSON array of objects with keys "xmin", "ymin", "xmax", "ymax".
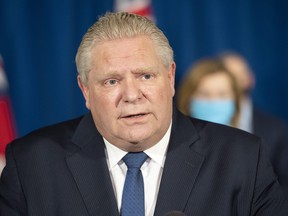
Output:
[{"xmin": 122, "ymin": 78, "xmax": 142, "ymax": 103}]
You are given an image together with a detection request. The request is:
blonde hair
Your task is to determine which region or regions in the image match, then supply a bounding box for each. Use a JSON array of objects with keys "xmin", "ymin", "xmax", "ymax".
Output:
[
  {"xmin": 177, "ymin": 58, "xmax": 241, "ymax": 127},
  {"xmin": 75, "ymin": 12, "xmax": 174, "ymax": 85}
]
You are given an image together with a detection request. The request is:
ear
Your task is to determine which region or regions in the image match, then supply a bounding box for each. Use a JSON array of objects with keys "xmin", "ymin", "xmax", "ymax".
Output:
[
  {"xmin": 77, "ymin": 75, "xmax": 91, "ymax": 110},
  {"xmin": 168, "ymin": 62, "xmax": 176, "ymax": 96}
]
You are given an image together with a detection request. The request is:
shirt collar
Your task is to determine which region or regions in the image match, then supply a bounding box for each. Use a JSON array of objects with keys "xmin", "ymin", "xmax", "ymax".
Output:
[{"xmin": 104, "ymin": 121, "xmax": 172, "ymax": 169}]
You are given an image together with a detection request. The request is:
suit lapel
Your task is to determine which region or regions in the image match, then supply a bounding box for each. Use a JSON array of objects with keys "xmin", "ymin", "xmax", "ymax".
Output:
[
  {"xmin": 65, "ymin": 110, "xmax": 205, "ymax": 216},
  {"xmin": 154, "ymin": 110, "xmax": 205, "ymax": 216},
  {"xmin": 66, "ymin": 113, "xmax": 119, "ymax": 216}
]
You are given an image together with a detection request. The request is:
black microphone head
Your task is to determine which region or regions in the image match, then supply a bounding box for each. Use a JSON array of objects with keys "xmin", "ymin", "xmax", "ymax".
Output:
[{"xmin": 164, "ymin": 210, "xmax": 186, "ymax": 216}]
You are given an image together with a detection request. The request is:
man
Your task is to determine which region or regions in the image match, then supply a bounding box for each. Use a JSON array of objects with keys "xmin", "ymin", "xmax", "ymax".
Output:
[
  {"xmin": 220, "ymin": 52, "xmax": 288, "ymax": 196},
  {"xmin": 0, "ymin": 12, "xmax": 287, "ymax": 216}
]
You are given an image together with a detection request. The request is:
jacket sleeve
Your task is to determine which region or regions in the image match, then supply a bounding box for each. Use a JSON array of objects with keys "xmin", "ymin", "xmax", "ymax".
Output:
[
  {"xmin": 251, "ymin": 139, "xmax": 288, "ymax": 216},
  {"xmin": 0, "ymin": 144, "xmax": 27, "ymax": 216}
]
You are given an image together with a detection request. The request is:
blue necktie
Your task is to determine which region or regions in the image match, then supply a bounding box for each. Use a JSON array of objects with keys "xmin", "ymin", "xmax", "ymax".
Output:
[{"xmin": 121, "ymin": 152, "xmax": 148, "ymax": 216}]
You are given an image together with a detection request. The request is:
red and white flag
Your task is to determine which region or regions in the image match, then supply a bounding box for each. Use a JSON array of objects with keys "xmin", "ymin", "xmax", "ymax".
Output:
[
  {"xmin": 0, "ymin": 55, "xmax": 17, "ymax": 173},
  {"xmin": 114, "ymin": 0, "xmax": 155, "ymax": 21}
]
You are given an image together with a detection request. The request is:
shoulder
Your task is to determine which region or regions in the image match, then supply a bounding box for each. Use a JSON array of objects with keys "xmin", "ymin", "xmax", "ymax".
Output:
[
  {"xmin": 190, "ymin": 116, "xmax": 260, "ymax": 143},
  {"xmin": 187, "ymin": 117, "xmax": 265, "ymax": 178},
  {"xmin": 185, "ymin": 117, "xmax": 263, "ymax": 163},
  {"xmin": 253, "ymin": 108, "xmax": 287, "ymax": 129},
  {"xmin": 175, "ymin": 110, "xmax": 261, "ymax": 156},
  {"xmin": 253, "ymin": 108, "xmax": 288, "ymax": 140},
  {"xmin": 8, "ymin": 115, "xmax": 84, "ymax": 157}
]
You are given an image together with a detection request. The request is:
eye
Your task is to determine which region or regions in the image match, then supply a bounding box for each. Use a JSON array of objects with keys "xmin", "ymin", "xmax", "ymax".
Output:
[
  {"xmin": 142, "ymin": 74, "xmax": 152, "ymax": 80},
  {"xmin": 104, "ymin": 79, "xmax": 118, "ymax": 86}
]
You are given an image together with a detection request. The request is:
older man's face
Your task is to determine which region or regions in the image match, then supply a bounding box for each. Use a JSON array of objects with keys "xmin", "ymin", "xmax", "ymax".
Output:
[{"xmin": 78, "ymin": 35, "xmax": 175, "ymax": 152}]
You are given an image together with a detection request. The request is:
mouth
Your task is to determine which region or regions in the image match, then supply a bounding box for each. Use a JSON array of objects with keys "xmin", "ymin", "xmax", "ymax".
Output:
[{"xmin": 121, "ymin": 113, "xmax": 148, "ymax": 119}]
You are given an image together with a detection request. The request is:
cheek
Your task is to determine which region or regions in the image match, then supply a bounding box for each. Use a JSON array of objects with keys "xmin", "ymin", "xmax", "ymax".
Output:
[
  {"xmin": 90, "ymin": 96, "xmax": 115, "ymax": 124},
  {"xmin": 148, "ymin": 84, "xmax": 174, "ymax": 103},
  {"xmin": 91, "ymin": 91, "xmax": 120, "ymax": 113}
]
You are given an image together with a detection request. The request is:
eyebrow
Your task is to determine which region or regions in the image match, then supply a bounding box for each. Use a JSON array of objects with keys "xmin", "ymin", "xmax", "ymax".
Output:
[{"xmin": 131, "ymin": 67, "xmax": 156, "ymax": 74}]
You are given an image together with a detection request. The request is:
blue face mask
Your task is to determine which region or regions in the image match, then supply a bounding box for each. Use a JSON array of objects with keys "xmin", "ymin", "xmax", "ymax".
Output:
[{"xmin": 189, "ymin": 99, "xmax": 235, "ymax": 126}]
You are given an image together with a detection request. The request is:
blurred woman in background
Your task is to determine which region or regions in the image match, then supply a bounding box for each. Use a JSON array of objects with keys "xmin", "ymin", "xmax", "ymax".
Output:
[{"xmin": 177, "ymin": 58, "xmax": 241, "ymax": 127}]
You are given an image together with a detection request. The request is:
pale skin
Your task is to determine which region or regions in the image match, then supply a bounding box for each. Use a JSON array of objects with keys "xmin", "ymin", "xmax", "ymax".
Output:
[
  {"xmin": 192, "ymin": 72, "xmax": 235, "ymax": 100},
  {"xmin": 78, "ymin": 35, "xmax": 176, "ymax": 152}
]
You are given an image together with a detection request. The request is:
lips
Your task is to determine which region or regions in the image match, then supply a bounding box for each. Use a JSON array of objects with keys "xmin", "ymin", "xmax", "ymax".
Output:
[{"xmin": 122, "ymin": 113, "xmax": 147, "ymax": 118}]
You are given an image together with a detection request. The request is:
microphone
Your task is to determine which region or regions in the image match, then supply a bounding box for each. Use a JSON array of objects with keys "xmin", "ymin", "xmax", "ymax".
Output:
[{"xmin": 164, "ymin": 211, "xmax": 186, "ymax": 216}]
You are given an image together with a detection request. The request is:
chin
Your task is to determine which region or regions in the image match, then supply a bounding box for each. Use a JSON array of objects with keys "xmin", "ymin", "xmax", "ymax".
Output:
[{"xmin": 121, "ymin": 133, "xmax": 149, "ymax": 144}]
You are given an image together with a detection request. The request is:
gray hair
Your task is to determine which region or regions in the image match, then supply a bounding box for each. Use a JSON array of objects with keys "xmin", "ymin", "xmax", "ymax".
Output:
[{"xmin": 75, "ymin": 12, "xmax": 174, "ymax": 85}]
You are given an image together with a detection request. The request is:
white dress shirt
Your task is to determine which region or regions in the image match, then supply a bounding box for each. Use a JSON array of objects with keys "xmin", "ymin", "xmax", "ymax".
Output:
[{"xmin": 104, "ymin": 122, "xmax": 172, "ymax": 216}]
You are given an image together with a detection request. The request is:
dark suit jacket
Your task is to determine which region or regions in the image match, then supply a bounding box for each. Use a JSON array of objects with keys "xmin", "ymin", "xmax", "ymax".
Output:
[
  {"xmin": 253, "ymin": 108, "xmax": 288, "ymax": 196},
  {"xmin": 0, "ymin": 110, "xmax": 287, "ymax": 216}
]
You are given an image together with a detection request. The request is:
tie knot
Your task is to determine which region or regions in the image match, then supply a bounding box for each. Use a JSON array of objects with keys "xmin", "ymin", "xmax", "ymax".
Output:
[{"xmin": 122, "ymin": 152, "xmax": 148, "ymax": 169}]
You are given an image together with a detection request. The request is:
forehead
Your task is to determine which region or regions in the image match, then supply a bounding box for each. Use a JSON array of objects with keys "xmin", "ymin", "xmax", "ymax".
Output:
[
  {"xmin": 199, "ymin": 72, "xmax": 233, "ymax": 89},
  {"xmin": 91, "ymin": 35, "xmax": 159, "ymax": 67}
]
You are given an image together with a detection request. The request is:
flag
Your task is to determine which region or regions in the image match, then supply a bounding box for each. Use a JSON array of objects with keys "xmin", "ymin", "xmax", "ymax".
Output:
[
  {"xmin": 0, "ymin": 55, "xmax": 16, "ymax": 155},
  {"xmin": 114, "ymin": 0, "xmax": 155, "ymax": 21}
]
